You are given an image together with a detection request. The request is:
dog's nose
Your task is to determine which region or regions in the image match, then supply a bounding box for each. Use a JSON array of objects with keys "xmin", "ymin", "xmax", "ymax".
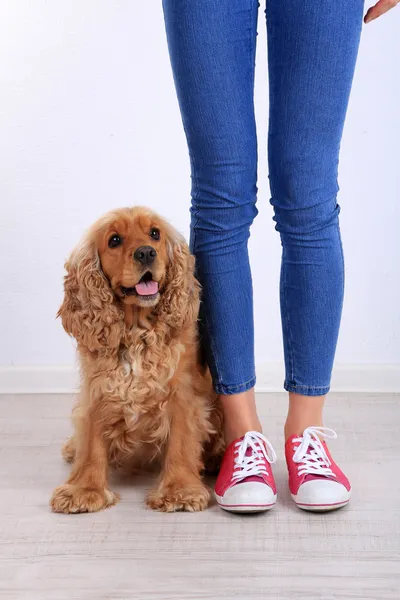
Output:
[{"xmin": 133, "ymin": 245, "xmax": 157, "ymax": 266}]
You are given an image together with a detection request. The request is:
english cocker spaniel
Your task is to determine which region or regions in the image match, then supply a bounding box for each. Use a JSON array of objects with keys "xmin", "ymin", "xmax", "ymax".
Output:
[{"xmin": 50, "ymin": 207, "xmax": 224, "ymax": 513}]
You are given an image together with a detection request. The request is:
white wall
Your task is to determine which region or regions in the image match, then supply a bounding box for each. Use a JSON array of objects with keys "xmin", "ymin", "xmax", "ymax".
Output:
[{"xmin": 0, "ymin": 2, "xmax": 399, "ymax": 386}]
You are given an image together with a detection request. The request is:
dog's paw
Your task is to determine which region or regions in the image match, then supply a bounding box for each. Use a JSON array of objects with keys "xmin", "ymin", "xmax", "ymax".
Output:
[
  {"xmin": 61, "ymin": 437, "xmax": 76, "ymax": 463},
  {"xmin": 146, "ymin": 483, "xmax": 210, "ymax": 512},
  {"xmin": 50, "ymin": 484, "xmax": 119, "ymax": 514}
]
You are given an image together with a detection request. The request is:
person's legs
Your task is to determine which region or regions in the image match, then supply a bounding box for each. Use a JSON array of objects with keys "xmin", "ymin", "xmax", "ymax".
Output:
[
  {"xmin": 163, "ymin": 0, "xmax": 261, "ymax": 442},
  {"xmin": 266, "ymin": 0, "xmax": 364, "ymax": 435},
  {"xmin": 163, "ymin": 0, "xmax": 278, "ymax": 513},
  {"xmin": 266, "ymin": 0, "xmax": 363, "ymax": 510}
]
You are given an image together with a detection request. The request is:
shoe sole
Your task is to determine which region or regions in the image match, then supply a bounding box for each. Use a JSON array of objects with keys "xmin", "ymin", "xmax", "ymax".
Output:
[
  {"xmin": 292, "ymin": 497, "xmax": 350, "ymax": 512},
  {"xmin": 216, "ymin": 501, "xmax": 276, "ymax": 513},
  {"xmin": 215, "ymin": 491, "xmax": 277, "ymax": 513}
]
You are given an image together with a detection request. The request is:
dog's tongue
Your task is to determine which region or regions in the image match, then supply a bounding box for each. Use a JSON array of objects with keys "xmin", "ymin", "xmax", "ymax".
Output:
[{"xmin": 135, "ymin": 280, "xmax": 158, "ymax": 296}]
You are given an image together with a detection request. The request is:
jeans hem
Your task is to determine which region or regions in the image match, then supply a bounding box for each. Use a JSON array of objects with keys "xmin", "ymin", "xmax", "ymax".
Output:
[
  {"xmin": 284, "ymin": 381, "xmax": 330, "ymax": 397},
  {"xmin": 214, "ymin": 376, "xmax": 256, "ymax": 396}
]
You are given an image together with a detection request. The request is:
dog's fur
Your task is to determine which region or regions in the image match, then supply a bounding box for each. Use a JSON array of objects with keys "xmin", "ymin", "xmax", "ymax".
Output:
[{"xmin": 50, "ymin": 207, "xmax": 224, "ymax": 513}]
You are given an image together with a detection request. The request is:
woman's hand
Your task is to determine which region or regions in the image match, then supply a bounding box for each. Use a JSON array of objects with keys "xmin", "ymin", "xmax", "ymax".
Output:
[{"xmin": 364, "ymin": 0, "xmax": 399, "ymax": 23}]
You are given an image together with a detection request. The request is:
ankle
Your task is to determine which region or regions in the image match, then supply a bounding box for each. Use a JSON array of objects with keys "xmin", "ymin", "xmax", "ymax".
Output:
[
  {"xmin": 284, "ymin": 419, "xmax": 323, "ymax": 442},
  {"xmin": 219, "ymin": 389, "xmax": 262, "ymax": 446},
  {"xmin": 284, "ymin": 392, "xmax": 325, "ymax": 442},
  {"xmin": 224, "ymin": 419, "xmax": 262, "ymax": 446}
]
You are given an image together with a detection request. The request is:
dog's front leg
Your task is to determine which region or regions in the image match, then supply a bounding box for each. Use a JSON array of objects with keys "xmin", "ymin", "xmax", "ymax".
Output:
[
  {"xmin": 50, "ymin": 402, "xmax": 119, "ymax": 514},
  {"xmin": 146, "ymin": 388, "xmax": 210, "ymax": 513}
]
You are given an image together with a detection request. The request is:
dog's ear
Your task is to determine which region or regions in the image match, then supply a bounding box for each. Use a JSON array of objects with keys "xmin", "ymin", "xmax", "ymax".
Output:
[
  {"xmin": 58, "ymin": 238, "xmax": 123, "ymax": 353},
  {"xmin": 156, "ymin": 232, "xmax": 200, "ymax": 332}
]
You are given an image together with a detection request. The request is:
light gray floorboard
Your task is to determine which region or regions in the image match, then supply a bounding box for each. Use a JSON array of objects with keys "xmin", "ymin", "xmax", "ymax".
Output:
[{"xmin": 0, "ymin": 393, "xmax": 399, "ymax": 600}]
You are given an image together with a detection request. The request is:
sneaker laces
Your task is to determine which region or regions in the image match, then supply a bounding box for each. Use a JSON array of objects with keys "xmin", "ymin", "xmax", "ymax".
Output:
[
  {"xmin": 232, "ymin": 431, "xmax": 277, "ymax": 483},
  {"xmin": 292, "ymin": 426, "xmax": 338, "ymax": 478}
]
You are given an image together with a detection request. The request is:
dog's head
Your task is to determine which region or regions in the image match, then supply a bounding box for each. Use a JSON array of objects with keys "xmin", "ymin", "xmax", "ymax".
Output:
[
  {"xmin": 58, "ymin": 207, "xmax": 200, "ymax": 352},
  {"xmin": 95, "ymin": 206, "xmax": 176, "ymax": 309}
]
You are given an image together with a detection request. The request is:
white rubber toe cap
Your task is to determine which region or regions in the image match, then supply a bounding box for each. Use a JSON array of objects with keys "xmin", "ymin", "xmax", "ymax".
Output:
[
  {"xmin": 215, "ymin": 481, "xmax": 277, "ymax": 513},
  {"xmin": 292, "ymin": 479, "xmax": 351, "ymax": 511}
]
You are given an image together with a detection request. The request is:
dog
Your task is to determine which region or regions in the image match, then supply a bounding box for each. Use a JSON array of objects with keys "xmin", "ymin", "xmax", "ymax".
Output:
[{"xmin": 50, "ymin": 206, "xmax": 224, "ymax": 513}]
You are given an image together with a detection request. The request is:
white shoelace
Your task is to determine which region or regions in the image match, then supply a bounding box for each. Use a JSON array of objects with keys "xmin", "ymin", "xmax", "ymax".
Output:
[
  {"xmin": 292, "ymin": 426, "xmax": 338, "ymax": 478},
  {"xmin": 232, "ymin": 431, "xmax": 277, "ymax": 483}
]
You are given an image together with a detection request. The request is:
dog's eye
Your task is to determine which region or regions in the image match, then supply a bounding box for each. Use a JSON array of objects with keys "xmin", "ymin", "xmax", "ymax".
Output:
[
  {"xmin": 108, "ymin": 234, "xmax": 123, "ymax": 248},
  {"xmin": 149, "ymin": 228, "xmax": 160, "ymax": 241}
]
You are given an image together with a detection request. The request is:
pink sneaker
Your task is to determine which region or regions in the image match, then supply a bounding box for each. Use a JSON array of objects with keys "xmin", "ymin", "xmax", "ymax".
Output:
[
  {"xmin": 286, "ymin": 426, "xmax": 351, "ymax": 511},
  {"xmin": 214, "ymin": 431, "xmax": 277, "ymax": 513}
]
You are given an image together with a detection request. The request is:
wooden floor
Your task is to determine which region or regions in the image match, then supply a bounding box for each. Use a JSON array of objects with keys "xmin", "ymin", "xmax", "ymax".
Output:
[{"xmin": 0, "ymin": 393, "xmax": 399, "ymax": 600}]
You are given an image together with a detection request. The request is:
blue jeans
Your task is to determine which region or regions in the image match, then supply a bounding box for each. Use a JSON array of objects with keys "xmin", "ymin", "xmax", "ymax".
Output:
[{"xmin": 163, "ymin": 0, "xmax": 364, "ymax": 396}]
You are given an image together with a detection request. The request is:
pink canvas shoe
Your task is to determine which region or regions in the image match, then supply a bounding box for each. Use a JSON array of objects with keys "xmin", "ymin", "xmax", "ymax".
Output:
[
  {"xmin": 286, "ymin": 426, "xmax": 351, "ymax": 511},
  {"xmin": 214, "ymin": 431, "xmax": 277, "ymax": 513}
]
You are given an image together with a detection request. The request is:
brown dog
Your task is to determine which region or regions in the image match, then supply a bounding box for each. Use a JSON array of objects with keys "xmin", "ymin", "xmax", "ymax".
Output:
[{"xmin": 50, "ymin": 207, "xmax": 224, "ymax": 513}]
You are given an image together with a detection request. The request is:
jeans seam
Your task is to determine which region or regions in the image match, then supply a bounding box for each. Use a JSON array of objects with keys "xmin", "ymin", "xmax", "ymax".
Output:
[
  {"xmin": 204, "ymin": 312, "xmax": 226, "ymax": 391},
  {"xmin": 215, "ymin": 375, "xmax": 257, "ymax": 395},
  {"xmin": 337, "ymin": 220, "xmax": 345, "ymax": 307},
  {"xmin": 285, "ymin": 382, "xmax": 330, "ymax": 390},
  {"xmin": 190, "ymin": 158, "xmax": 200, "ymax": 236},
  {"xmin": 284, "ymin": 382, "xmax": 330, "ymax": 397},
  {"xmin": 249, "ymin": 0, "xmax": 258, "ymax": 77},
  {"xmin": 282, "ymin": 260, "xmax": 295, "ymax": 384}
]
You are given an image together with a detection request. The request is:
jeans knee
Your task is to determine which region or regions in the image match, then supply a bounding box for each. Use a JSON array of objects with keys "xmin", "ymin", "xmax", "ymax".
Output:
[
  {"xmin": 269, "ymin": 142, "xmax": 340, "ymax": 238},
  {"xmin": 190, "ymin": 162, "xmax": 258, "ymax": 255},
  {"xmin": 272, "ymin": 195, "xmax": 340, "ymax": 239}
]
